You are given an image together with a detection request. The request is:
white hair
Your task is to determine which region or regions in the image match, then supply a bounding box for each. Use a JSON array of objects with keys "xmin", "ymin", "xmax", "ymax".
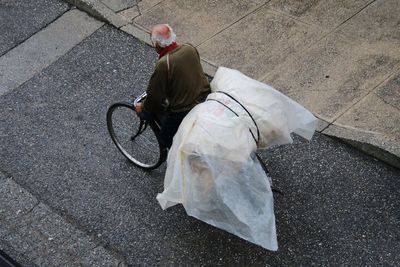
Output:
[{"xmin": 151, "ymin": 24, "xmax": 176, "ymax": 48}]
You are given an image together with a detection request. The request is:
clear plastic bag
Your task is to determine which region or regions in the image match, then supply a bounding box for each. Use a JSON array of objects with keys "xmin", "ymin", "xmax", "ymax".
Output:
[{"xmin": 156, "ymin": 67, "xmax": 317, "ymax": 250}]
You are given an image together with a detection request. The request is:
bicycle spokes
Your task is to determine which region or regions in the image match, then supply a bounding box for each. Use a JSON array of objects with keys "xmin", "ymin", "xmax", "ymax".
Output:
[
  {"xmin": 131, "ymin": 119, "xmax": 148, "ymax": 141},
  {"xmin": 107, "ymin": 102, "xmax": 167, "ymax": 170}
]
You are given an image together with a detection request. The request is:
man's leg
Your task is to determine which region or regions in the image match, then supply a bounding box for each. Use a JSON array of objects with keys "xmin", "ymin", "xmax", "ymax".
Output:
[
  {"xmin": 159, "ymin": 111, "xmax": 189, "ymax": 148},
  {"xmin": 137, "ymin": 110, "xmax": 154, "ymax": 121}
]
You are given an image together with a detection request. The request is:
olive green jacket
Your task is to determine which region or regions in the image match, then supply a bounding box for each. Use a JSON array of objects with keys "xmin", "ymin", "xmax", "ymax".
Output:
[{"xmin": 143, "ymin": 44, "xmax": 211, "ymax": 113}]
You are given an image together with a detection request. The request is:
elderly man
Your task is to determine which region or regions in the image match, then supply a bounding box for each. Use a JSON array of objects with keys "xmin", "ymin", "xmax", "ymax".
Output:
[{"xmin": 135, "ymin": 24, "xmax": 210, "ymax": 148}]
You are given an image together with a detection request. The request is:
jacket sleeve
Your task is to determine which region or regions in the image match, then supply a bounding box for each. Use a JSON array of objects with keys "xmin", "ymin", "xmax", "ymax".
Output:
[{"xmin": 143, "ymin": 61, "xmax": 168, "ymax": 113}]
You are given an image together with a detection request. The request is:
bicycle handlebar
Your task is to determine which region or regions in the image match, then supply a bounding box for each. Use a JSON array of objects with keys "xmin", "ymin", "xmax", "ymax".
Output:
[{"xmin": 134, "ymin": 92, "xmax": 147, "ymax": 106}]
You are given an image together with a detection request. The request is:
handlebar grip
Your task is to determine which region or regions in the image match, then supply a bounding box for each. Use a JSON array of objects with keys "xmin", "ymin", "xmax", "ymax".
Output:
[{"xmin": 134, "ymin": 92, "xmax": 147, "ymax": 105}]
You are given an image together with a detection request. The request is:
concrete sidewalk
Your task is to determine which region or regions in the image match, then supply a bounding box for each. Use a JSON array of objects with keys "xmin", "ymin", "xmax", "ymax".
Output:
[{"xmin": 66, "ymin": 0, "xmax": 400, "ymax": 168}]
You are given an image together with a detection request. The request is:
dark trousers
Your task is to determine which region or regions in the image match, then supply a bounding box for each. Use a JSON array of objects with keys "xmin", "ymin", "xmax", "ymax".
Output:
[
  {"xmin": 159, "ymin": 111, "xmax": 189, "ymax": 148},
  {"xmin": 140, "ymin": 110, "xmax": 189, "ymax": 149}
]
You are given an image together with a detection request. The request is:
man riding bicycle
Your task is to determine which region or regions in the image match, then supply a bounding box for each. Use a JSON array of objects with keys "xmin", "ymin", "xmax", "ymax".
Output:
[{"xmin": 134, "ymin": 24, "xmax": 210, "ymax": 148}]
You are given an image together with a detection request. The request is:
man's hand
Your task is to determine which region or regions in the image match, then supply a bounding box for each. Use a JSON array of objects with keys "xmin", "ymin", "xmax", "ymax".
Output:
[{"xmin": 134, "ymin": 102, "xmax": 143, "ymax": 113}]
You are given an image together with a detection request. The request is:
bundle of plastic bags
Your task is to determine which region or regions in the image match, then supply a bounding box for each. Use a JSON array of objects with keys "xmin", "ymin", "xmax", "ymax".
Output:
[{"xmin": 157, "ymin": 67, "xmax": 317, "ymax": 250}]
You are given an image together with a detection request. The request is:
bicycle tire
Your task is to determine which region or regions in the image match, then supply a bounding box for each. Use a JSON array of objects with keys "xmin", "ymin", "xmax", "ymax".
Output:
[{"xmin": 106, "ymin": 102, "xmax": 167, "ymax": 170}]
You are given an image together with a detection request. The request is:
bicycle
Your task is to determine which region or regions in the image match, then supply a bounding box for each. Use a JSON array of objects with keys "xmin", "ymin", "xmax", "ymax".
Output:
[
  {"xmin": 107, "ymin": 92, "xmax": 279, "ymax": 195},
  {"xmin": 106, "ymin": 92, "xmax": 167, "ymax": 170}
]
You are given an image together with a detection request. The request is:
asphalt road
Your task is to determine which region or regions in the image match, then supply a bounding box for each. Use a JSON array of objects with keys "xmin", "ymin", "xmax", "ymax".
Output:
[
  {"xmin": 0, "ymin": 23, "xmax": 399, "ymax": 266},
  {"xmin": 0, "ymin": 0, "xmax": 70, "ymax": 56}
]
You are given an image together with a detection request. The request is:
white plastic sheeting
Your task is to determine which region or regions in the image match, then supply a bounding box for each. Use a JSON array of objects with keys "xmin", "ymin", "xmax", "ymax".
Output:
[{"xmin": 157, "ymin": 67, "xmax": 317, "ymax": 250}]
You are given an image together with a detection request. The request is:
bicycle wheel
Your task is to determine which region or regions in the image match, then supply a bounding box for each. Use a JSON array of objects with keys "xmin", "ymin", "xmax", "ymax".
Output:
[{"xmin": 107, "ymin": 102, "xmax": 167, "ymax": 170}]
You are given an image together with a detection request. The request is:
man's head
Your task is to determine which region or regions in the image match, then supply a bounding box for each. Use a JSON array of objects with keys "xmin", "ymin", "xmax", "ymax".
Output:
[{"xmin": 150, "ymin": 24, "xmax": 176, "ymax": 53}]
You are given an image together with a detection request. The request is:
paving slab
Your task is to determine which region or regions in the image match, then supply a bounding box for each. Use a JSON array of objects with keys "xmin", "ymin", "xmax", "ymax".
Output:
[
  {"xmin": 133, "ymin": 0, "xmax": 266, "ymax": 46},
  {"xmin": 334, "ymin": 72, "xmax": 400, "ymax": 142},
  {"xmin": 336, "ymin": 0, "xmax": 400, "ymax": 47},
  {"xmin": 136, "ymin": 0, "xmax": 164, "ymax": 14},
  {"xmin": 267, "ymin": 0, "xmax": 372, "ymax": 29},
  {"xmin": 121, "ymin": 23, "xmax": 151, "ymax": 43},
  {"xmin": 259, "ymin": 0, "xmax": 400, "ymax": 160},
  {"xmin": 118, "ymin": 6, "xmax": 140, "ymax": 21},
  {"xmin": 198, "ymin": 6, "xmax": 323, "ymax": 80},
  {"xmin": 118, "ymin": 0, "xmax": 163, "ymax": 20},
  {"xmin": 102, "ymin": 0, "xmax": 138, "ymax": 12},
  {"xmin": 323, "ymin": 72, "xmax": 400, "ymax": 165},
  {"xmin": 0, "ymin": 9, "xmax": 103, "ymax": 97},
  {"xmin": 0, "ymin": 0, "xmax": 70, "ymax": 56},
  {"xmin": 262, "ymin": 32, "xmax": 400, "ymax": 123},
  {"xmin": 375, "ymin": 72, "xmax": 400, "ymax": 110},
  {"xmin": 64, "ymin": 0, "xmax": 130, "ymax": 27},
  {"xmin": 316, "ymin": 119, "xmax": 330, "ymax": 132}
]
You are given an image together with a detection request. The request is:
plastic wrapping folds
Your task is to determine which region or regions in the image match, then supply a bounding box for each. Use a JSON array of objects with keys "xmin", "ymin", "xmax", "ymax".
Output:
[{"xmin": 156, "ymin": 67, "xmax": 317, "ymax": 250}]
